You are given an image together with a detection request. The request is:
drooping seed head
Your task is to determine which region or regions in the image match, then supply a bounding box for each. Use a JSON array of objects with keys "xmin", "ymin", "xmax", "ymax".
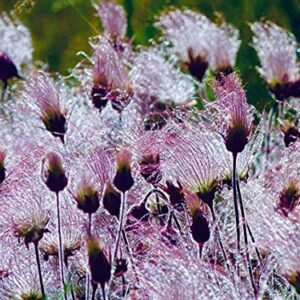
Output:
[
  {"xmin": 25, "ymin": 71, "xmax": 67, "ymax": 143},
  {"xmin": 87, "ymin": 236, "xmax": 111, "ymax": 286},
  {"xmin": 102, "ymin": 182, "xmax": 121, "ymax": 218},
  {"xmin": 213, "ymin": 73, "xmax": 253, "ymax": 155},
  {"xmin": 277, "ymin": 181, "xmax": 300, "ymax": 216},
  {"xmin": 113, "ymin": 148, "xmax": 134, "ymax": 192},
  {"xmin": 42, "ymin": 152, "xmax": 68, "ymax": 193},
  {"xmin": 74, "ymin": 182, "xmax": 100, "ymax": 215}
]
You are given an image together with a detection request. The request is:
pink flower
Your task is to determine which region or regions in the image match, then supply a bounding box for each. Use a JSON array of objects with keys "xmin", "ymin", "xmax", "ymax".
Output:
[
  {"xmin": 251, "ymin": 21, "xmax": 300, "ymax": 100},
  {"xmin": 97, "ymin": 0, "xmax": 127, "ymax": 40},
  {"xmin": 130, "ymin": 47, "xmax": 195, "ymax": 105},
  {"xmin": 211, "ymin": 73, "xmax": 254, "ymax": 154},
  {"xmin": 91, "ymin": 37, "xmax": 132, "ymax": 112},
  {"xmin": 0, "ymin": 14, "xmax": 32, "ymax": 69},
  {"xmin": 25, "ymin": 71, "xmax": 67, "ymax": 143},
  {"xmin": 157, "ymin": 8, "xmax": 212, "ymax": 81},
  {"xmin": 209, "ymin": 22, "xmax": 240, "ymax": 74}
]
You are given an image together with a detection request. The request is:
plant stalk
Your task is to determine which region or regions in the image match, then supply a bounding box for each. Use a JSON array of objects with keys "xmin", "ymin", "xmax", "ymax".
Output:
[{"xmin": 34, "ymin": 242, "xmax": 46, "ymax": 298}]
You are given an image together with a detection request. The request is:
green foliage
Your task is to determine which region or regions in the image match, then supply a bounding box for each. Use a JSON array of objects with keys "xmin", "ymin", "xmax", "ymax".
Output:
[{"xmin": 0, "ymin": 0, "xmax": 300, "ymax": 108}]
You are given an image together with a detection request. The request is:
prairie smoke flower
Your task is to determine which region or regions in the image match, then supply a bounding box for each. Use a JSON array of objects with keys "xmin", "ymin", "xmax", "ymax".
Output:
[
  {"xmin": 91, "ymin": 37, "xmax": 132, "ymax": 112},
  {"xmin": 87, "ymin": 236, "xmax": 111, "ymax": 297},
  {"xmin": 42, "ymin": 152, "xmax": 68, "ymax": 193},
  {"xmin": 130, "ymin": 47, "xmax": 195, "ymax": 105},
  {"xmin": 251, "ymin": 21, "xmax": 300, "ymax": 101},
  {"xmin": 0, "ymin": 14, "xmax": 32, "ymax": 87},
  {"xmin": 162, "ymin": 128, "xmax": 222, "ymax": 211},
  {"xmin": 103, "ymin": 182, "xmax": 121, "ymax": 219},
  {"xmin": 113, "ymin": 148, "xmax": 134, "ymax": 193},
  {"xmin": 25, "ymin": 72, "xmax": 67, "ymax": 144},
  {"xmin": 212, "ymin": 73, "xmax": 253, "ymax": 155},
  {"xmin": 73, "ymin": 179, "xmax": 100, "ymax": 216},
  {"xmin": 209, "ymin": 22, "xmax": 240, "ymax": 74},
  {"xmin": 157, "ymin": 8, "xmax": 212, "ymax": 81},
  {"xmin": 185, "ymin": 192, "xmax": 210, "ymax": 252},
  {"xmin": 0, "ymin": 151, "xmax": 6, "ymax": 184},
  {"xmin": 263, "ymin": 142, "xmax": 300, "ymax": 216},
  {"xmin": 97, "ymin": 0, "xmax": 127, "ymax": 41}
]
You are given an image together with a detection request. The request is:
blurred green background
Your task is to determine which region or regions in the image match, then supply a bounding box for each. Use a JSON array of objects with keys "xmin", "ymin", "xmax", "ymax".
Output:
[{"xmin": 1, "ymin": 0, "xmax": 300, "ymax": 109}]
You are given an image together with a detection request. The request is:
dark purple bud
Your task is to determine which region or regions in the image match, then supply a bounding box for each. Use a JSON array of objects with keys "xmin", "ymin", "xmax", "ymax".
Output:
[
  {"xmin": 186, "ymin": 49, "xmax": 208, "ymax": 82},
  {"xmin": 225, "ymin": 125, "xmax": 249, "ymax": 154},
  {"xmin": 278, "ymin": 182, "xmax": 300, "ymax": 216},
  {"xmin": 103, "ymin": 182, "xmax": 121, "ymax": 218},
  {"xmin": 113, "ymin": 148, "xmax": 134, "ymax": 192},
  {"xmin": 87, "ymin": 237, "xmax": 111, "ymax": 286},
  {"xmin": 43, "ymin": 153, "xmax": 68, "ymax": 193},
  {"xmin": 75, "ymin": 185, "xmax": 100, "ymax": 215},
  {"xmin": 91, "ymin": 84, "xmax": 109, "ymax": 111},
  {"xmin": 42, "ymin": 112, "xmax": 67, "ymax": 144},
  {"xmin": 0, "ymin": 53, "xmax": 21, "ymax": 85},
  {"xmin": 190, "ymin": 210, "xmax": 210, "ymax": 245}
]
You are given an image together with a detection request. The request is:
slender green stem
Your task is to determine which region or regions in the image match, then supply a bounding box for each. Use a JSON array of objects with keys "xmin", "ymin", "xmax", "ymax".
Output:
[
  {"xmin": 34, "ymin": 242, "xmax": 46, "ymax": 298},
  {"xmin": 232, "ymin": 153, "xmax": 241, "ymax": 257},
  {"xmin": 236, "ymin": 178, "xmax": 257, "ymax": 294},
  {"xmin": 113, "ymin": 192, "xmax": 126, "ymax": 260},
  {"xmin": 266, "ymin": 101, "xmax": 277, "ymax": 161},
  {"xmin": 56, "ymin": 192, "xmax": 67, "ymax": 300}
]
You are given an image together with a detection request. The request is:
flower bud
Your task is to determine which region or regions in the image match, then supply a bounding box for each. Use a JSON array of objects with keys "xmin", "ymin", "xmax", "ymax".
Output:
[
  {"xmin": 0, "ymin": 151, "xmax": 6, "ymax": 184},
  {"xmin": 87, "ymin": 236, "xmax": 111, "ymax": 287},
  {"xmin": 185, "ymin": 192, "xmax": 210, "ymax": 245},
  {"xmin": 41, "ymin": 110, "xmax": 67, "ymax": 144},
  {"xmin": 91, "ymin": 84, "xmax": 109, "ymax": 111},
  {"xmin": 43, "ymin": 152, "xmax": 68, "ymax": 193},
  {"xmin": 103, "ymin": 182, "xmax": 121, "ymax": 218},
  {"xmin": 190, "ymin": 211, "xmax": 210, "ymax": 245},
  {"xmin": 288, "ymin": 272, "xmax": 300, "ymax": 294},
  {"xmin": 185, "ymin": 51, "xmax": 208, "ymax": 82},
  {"xmin": 0, "ymin": 53, "xmax": 21, "ymax": 87},
  {"xmin": 74, "ymin": 184, "xmax": 100, "ymax": 215},
  {"xmin": 225, "ymin": 125, "xmax": 249, "ymax": 154},
  {"xmin": 113, "ymin": 148, "xmax": 134, "ymax": 192},
  {"xmin": 280, "ymin": 120, "xmax": 300, "ymax": 147},
  {"xmin": 277, "ymin": 181, "xmax": 300, "ymax": 216}
]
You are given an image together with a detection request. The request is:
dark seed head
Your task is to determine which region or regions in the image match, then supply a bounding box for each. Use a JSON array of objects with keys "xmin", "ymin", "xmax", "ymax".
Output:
[
  {"xmin": 75, "ymin": 185, "xmax": 100, "ymax": 215},
  {"xmin": 87, "ymin": 236, "xmax": 111, "ymax": 286},
  {"xmin": 43, "ymin": 153, "xmax": 68, "ymax": 193},
  {"xmin": 103, "ymin": 182, "xmax": 121, "ymax": 218},
  {"xmin": 190, "ymin": 210, "xmax": 210, "ymax": 245},
  {"xmin": 91, "ymin": 84, "xmax": 109, "ymax": 111},
  {"xmin": 113, "ymin": 148, "xmax": 134, "ymax": 192},
  {"xmin": 0, "ymin": 53, "xmax": 20, "ymax": 83}
]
